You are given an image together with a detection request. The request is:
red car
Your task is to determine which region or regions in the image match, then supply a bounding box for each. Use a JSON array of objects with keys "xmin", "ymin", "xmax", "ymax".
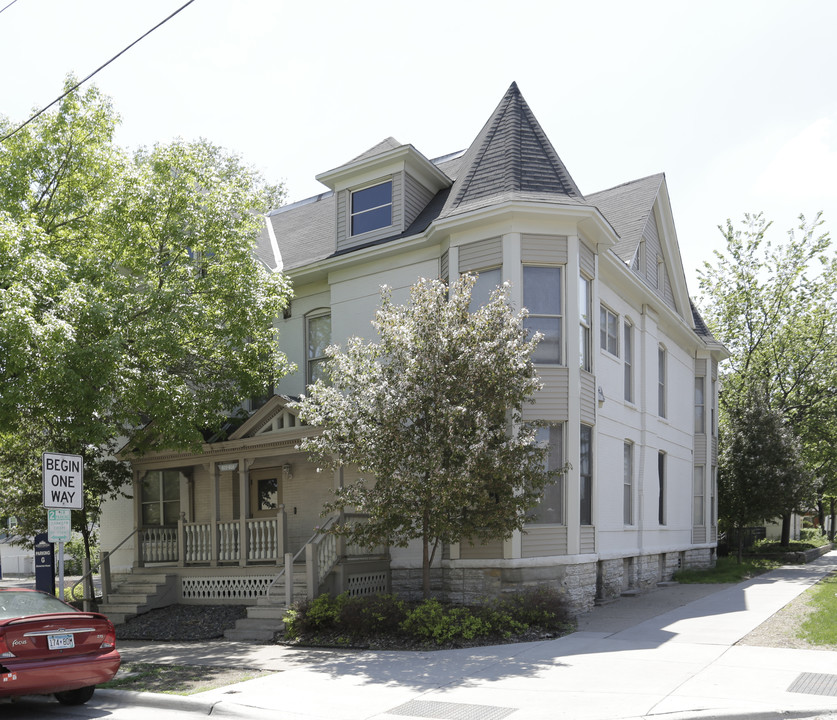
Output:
[{"xmin": 0, "ymin": 588, "xmax": 120, "ymax": 705}]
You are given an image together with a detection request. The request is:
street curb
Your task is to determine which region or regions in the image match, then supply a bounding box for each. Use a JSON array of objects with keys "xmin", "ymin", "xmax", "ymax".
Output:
[
  {"xmin": 95, "ymin": 689, "xmax": 280, "ymax": 718},
  {"xmin": 630, "ymin": 710, "xmax": 836, "ymax": 720}
]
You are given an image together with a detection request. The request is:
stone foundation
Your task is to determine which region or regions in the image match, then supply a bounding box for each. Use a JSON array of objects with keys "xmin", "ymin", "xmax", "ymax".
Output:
[{"xmin": 391, "ymin": 547, "xmax": 716, "ymax": 614}]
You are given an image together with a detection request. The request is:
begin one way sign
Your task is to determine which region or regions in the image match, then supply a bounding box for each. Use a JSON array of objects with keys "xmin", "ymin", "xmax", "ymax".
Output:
[{"xmin": 42, "ymin": 452, "xmax": 84, "ymax": 509}]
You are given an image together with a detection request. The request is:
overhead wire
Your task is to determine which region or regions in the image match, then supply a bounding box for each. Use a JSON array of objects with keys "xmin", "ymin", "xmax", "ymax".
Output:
[
  {"xmin": 0, "ymin": 0, "xmax": 197, "ymax": 143},
  {"xmin": 0, "ymin": 0, "xmax": 21, "ymax": 16}
]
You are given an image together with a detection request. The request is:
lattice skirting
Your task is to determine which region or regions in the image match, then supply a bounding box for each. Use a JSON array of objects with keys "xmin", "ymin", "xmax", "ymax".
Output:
[
  {"xmin": 347, "ymin": 572, "xmax": 388, "ymax": 597},
  {"xmin": 181, "ymin": 576, "xmax": 273, "ymax": 601}
]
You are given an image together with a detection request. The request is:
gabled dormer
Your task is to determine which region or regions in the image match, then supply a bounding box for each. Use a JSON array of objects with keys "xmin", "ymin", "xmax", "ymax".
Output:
[{"xmin": 315, "ymin": 138, "xmax": 452, "ymax": 254}]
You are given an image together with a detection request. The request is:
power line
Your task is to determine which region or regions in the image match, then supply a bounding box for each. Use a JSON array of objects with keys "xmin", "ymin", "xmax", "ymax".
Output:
[
  {"xmin": 0, "ymin": 0, "xmax": 21, "ymax": 16},
  {"xmin": 0, "ymin": 0, "xmax": 197, "ymax": 143}
]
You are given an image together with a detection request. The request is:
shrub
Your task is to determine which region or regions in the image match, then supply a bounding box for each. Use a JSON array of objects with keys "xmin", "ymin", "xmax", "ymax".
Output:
[{"xmin": 282, "ymin": 587, "xmax": 573, "ymax": 647}]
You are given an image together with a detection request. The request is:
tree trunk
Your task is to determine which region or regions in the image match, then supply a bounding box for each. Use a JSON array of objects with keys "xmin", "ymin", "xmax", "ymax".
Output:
[
  {"xmin": 830, "ymin": 498, "xmax": 836, "ymax": 542},
  {"xmin": 736, "ymin": 524, "xmax": 744, "ymax": 564},
  {"xmin": 421, "ymin": 509, "xmax": 430, "ymax": 598},
  {"xmin": 780, "ymin": 513, "xmax": 791, "ymax": 547},
  {"xmin": 818, "ymin": 498, "xmax": 826, "ymax": 535}
]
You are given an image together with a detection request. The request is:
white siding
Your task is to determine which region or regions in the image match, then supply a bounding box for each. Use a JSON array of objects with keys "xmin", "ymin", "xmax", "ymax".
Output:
[
  {"xmin": 522, "ymin": 234, "xmax": 568, "ymax": 264},
  {"xmin": 459, "ymin": 237, "xmax": 503, "ymax": 272}
]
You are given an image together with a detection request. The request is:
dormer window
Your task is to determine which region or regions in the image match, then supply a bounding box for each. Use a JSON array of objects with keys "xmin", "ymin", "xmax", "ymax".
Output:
[{"xmin": 351, "ymin": 180, "xmax": 392, "ymax": 235}]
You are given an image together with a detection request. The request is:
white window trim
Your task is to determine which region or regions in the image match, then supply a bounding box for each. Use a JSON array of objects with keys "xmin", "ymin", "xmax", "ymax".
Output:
[
  {"xmin": 305, "ymin": 309, "xmax": 331, "ymax": 386},
  {"xmin": 600, "ymin": 305, "xmax": 619, "ymax": 357},
  {"xmin": 350, "ymin": 179, "xmax": 393, "ymax": 237}
]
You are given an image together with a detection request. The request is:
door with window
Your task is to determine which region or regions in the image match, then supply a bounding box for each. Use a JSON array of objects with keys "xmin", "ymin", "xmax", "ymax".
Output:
[{"xmin": 250, "ymin": 469, "xmax": 282, "ymax": 518}]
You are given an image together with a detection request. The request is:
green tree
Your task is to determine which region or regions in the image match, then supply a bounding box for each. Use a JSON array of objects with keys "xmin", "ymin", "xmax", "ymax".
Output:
[
  {"xmin": 699, "ymin": 213, "xmax": 836, "ymax": 544},
  {"xmin": 719, "ymin": 399, "xmax": 810, "ymax": 561},
  {"xmin": 293, "ymin": 275, "xmax": 559, "ymax": 597},
  {"xmin": 0, "ymin": 80, "xmax": 292, "ymax": 559}
]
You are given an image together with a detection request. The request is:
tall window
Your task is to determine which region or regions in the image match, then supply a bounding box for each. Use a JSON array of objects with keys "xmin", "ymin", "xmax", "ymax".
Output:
[
  {"xmin": 579, "ymin": 275, "xmax": 591, "ymax": 370},
  {"xmin": 694, "ymin": 376, "xmax": 705, "ymax": 434},
  {"xmin": 658, "ymin": 451, "xmax": 666, "ymax": 525},
  {"xmin": 711, "ymin": 379, "xmax": 717, "ymax": 435},
  {"xmin": 693, "ymin": 465, "xmax": 705, "ymax": 526},
  {"xmin": 623, "ymin": 441, "xmax": 633, "ymax": 525},
  {"xmin": 527, "ymin": 424, "xmax": 564, "ymax": 524},
  {"xmin": 711, "ymin": 466, "xmax": 717, "ymax": 527},
  {"xmin": 523, "ymin": 266, "xmax": 562, "ymax": 364},
  {"xmin": 580, "ymin": 424, "xmax": 593, "ymax": 525},
  {"xmin": 624, "ymin": 321, "xmax": 634, "ymax": 403},
  {"xmin": 351, "ymin": 180, "xmax": 392, "ymax": 235},
  {"xmin": 141, "ymin": 470, "xmax": 180, "ymax": 526},
  {"xmin": 658, "ymin": 346, "xmax": 667, "ymax": 418},
  {"xmin": 469, "ymin": 268, "xmax": 502, "ymax": 312},
  {"xmin": 306, "ymin": 312, "xmax": 331, "ymax": 385},
  {"xmin": 600, "ymin": 306, "xmax": 618, "ymax": 356}
]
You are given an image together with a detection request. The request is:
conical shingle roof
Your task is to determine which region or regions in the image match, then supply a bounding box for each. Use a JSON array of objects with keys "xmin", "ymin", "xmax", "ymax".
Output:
[{"xmin": 441, "ymin": 82, "xmax": 583, "ymax": 217}]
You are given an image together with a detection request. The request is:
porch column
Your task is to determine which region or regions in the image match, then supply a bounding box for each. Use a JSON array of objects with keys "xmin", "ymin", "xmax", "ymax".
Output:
[
  {"xmin": 238, "ymin": 459, "xmax": 250, "ymax": 567},
  {"xmin": 133, "ymin": 470, "xmax": 144, "ymax": 568},
  {"xmin": 210, "ymin": 462, "xmax": 220, "ymax": 566}
]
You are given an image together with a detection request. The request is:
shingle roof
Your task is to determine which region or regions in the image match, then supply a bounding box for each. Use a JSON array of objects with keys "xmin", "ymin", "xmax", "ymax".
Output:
[
  {"xmin": 587, "ymin": 173, "xmax": 664, "ymax": 264},
  {"xmin": 266, "ymin": 191, "xmax": 335, "ymax": 271},
  {"xmin": 441, "ymin": 82, "xmax": 584, "ymax": 218}
]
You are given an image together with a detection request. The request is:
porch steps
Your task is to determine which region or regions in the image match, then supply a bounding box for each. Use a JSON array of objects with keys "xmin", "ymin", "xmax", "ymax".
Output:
[
  {"xmin": 223, "ymin": 568, "xmax": 307, "ymax": 642},
  {"xmin": 99, "ymin": 573, "xmax": 178, "ymax": 625}
]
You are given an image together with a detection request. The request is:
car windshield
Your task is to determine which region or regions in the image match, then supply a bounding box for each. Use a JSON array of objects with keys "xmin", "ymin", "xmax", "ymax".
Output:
[{"xmin": 0, "ymin": 591, "xmax": 77, "ymax": 620}]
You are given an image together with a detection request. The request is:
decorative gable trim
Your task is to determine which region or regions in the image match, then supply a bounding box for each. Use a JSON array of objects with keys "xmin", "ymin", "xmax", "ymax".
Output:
[{"xmin": 228, "ymin": 395, "xmax": 303, "ymax": 441}]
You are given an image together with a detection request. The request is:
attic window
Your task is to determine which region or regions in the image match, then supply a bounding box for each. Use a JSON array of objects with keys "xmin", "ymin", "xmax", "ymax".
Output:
[{"xmin": 351, "ymin": 180, "xmax": 392, "ymax": 235}]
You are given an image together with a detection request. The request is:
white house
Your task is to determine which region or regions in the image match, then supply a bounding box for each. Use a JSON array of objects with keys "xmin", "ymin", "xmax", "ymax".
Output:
[{"xmin": 99, "ymin": 83, "xmax": 726, "ymax": 632}]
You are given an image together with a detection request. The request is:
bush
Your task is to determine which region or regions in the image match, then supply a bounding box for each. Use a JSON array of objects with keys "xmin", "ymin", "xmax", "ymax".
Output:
[{"xmin": 282, "ymin": 587, "xmax": 573, "ymax": 647}]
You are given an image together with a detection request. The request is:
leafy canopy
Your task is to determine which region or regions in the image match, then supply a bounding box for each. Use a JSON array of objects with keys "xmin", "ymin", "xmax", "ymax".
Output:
[
  {"xmin": 0, "ymin": 79, "xmax": 292, "ymax": 543},
  {"xmin": 294, "ymin": 274, "xmax": 559, "ymax": 596}
]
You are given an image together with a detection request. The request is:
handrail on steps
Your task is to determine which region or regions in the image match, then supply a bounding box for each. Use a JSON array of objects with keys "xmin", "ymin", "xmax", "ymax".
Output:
[
  {"xmin": 266, "ymin": 515, "xmax": 338, "ymax": 604},
  {"xmin": 70, "ymin": 528, "xmax": 140, "ymax": 610}
]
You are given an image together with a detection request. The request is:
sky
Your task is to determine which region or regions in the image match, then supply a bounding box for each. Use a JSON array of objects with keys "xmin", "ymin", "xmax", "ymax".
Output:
[{"xmin": 1, "ymin": 0, "xmax": 835, "ymax": 298}]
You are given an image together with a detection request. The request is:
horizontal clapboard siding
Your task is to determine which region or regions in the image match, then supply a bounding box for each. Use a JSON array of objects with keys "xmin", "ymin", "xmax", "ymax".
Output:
[
  {"xmin": 440, "ymin": 251, "xmax": 449, "ymax": 281},
  {"xmin": 459, "ymin": 237, "xmax": 503, "ymax": 272},
  {"xmin": 580, "ymin": 526, "xmax": 596, "ymax": 554},
  {"xmin": 404, "ymin": 173, "xmax": 435, "ymax": 228},
  {"xmin": 579, "ymin": 241, "xmax": 595, "ymax": 278},
  {"xmin": 580, "ymin": 371, "xmax": 596, "ymax": 425},
  {"xmin": 522, "ymin": 234, "xmax": 568, "ymax": 264},
  {"xmin": 459, "ymin": 538, "xmax": 503, "ymax": 560},
  {"xmin": 692, "ymin": 526, "xmax": 707, "ymax": 544},
  {"xmin": 523, "ymin": 367, "xmax": 569, "ymax": 421},
  {"xmin": 522, "ymin": 526, "xmax": 568, "ymax": 558}
]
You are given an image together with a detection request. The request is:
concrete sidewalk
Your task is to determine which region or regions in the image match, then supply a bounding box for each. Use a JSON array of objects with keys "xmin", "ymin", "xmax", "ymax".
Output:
[{"xmin": 112, "ymin": 551, "xmax": 837, "ymax": 720}]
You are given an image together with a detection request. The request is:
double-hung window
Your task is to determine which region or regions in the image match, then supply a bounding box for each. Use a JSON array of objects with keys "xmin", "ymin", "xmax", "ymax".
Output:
[
  {"xmin": 694, "ymin": 377, "xmax": 705, "ymax": 434},
  {"xmin": 306, "ymin": 311, "xmax": 331, "ymax": 385},
  {"xmin": 469, "ymin": 268, "xmax": 502, "ymax": 312},
  {"xmin": 600, "ymin": 306, "xmax": 618, "ymax": 356},
  {"xmin": 141, "ymin": 470, "xmax": 180, "ymax": 526},
  {"xmin": 579, "ymin": 275, "xmax": 591, "ymax": 371},
  {"xmin": 624, "ymin": 321, "xmax": 634, "ymax": 403},
  {"xmin": 580, "ymin": 424, "xmax": 593, "ymax": 525},
  {"xmin": 351, "ymin": 180, "xmax": 392, "ymax": 236},
  {"xmin": 623, "ymin": 441, "xmax": 633, "ymax": 525},
  {"xmin": 658, "ymin": 346, "xmax": 667, "ymax": 418},
  {"xmin": 523, "ymin": 266, "xmax": 562, "ymax": 364},
  {"xmin": 527, "ymin": 424, "xmax": 564, "ymax": 524},
  {"xmin": 693, "ymin": 465, "xmax": 705, "ymax": 526}
]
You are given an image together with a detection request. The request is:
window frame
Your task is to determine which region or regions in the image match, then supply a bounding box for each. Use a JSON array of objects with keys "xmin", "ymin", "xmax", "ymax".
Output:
[
  {"xmin": 141, "ymin": 470, "xmax": 181, "ymax": 527},
  {"xmin": 658, "ymin": 345, "xmax": 667, "ymax": 418},
  {"xmin": 623, "ymin": 441, "xmax": 633, "ymax": 526},
  {"xmin": 579, "ymin": 274, "xmax": 592, "ymax": 371},
  {"xmin": 693, "ymin": 465, "xmax": 705, "ymax": 527},
  {"xmin": 523, "ymin": 265, "xmax": 563, "ymax": 365},
  {"xmin": 468, "ymin": 267, "xmax": 502, "ymax": 312},
  {"xmin": 580, "ymin": 424, "xmax": 593, "ymax": 526},
  {"xmin": 658, "ymin": 451, "xmax": 666, "ymax": 525},
  {"xmin": 526, "ymin": 423, "xmax": 565, "ymax": 525},
  {"xmin": 624, "ymin": 320, "xmax": 634, "ymax": 403},
  {"xmin": 694, "ymin": 376, "xmax": 706, "ymax": 434},
  {"xmin": 350, "ymin": 180, "xmax": 393, "ymax": 236},
  {"xmin": 600, "ymin": 305, "xmax": 619, "ymax": 357},
  {"xmin": 305, "ymin": 310, "xmax": 331, "ymax": 386}
]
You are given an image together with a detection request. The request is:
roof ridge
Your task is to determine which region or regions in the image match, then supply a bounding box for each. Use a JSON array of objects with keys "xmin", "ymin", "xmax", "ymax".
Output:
[{"xmin": 587, "ymin": 172, "xmax": 665, "ymax": 198}]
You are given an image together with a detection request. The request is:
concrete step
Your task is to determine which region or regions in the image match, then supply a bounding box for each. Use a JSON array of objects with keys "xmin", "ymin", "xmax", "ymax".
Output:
[
  {"xmin": 224, "ymin": 626, "xmax": 277, "ymax": 643},
  {"xmin": 246, "ymin": 605, "xmax": 287, "ymax": 620}
]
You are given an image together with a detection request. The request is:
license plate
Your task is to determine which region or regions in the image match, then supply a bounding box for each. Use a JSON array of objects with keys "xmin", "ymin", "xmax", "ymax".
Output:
[{"xmin": 47, "ymin": 633, "xmax": 74, "ymax": 650}]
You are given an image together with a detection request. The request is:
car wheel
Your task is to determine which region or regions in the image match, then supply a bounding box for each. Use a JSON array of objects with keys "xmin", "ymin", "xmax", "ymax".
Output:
[{"xmin": 54, "ymin": 685, "xmax": 96, "ymax": 705}]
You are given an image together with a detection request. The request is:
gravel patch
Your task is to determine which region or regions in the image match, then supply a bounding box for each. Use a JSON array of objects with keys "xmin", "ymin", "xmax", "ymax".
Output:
[
  {"xmin": 115, "ymin": 604, "xmax": 248, "ymax": 641},
  {"xmin": 738, "ymin": 577, "xmax": 837, "ymax": 651}
]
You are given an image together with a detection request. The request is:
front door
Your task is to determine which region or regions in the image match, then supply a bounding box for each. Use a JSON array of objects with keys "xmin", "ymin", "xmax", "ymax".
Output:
[{"xmin": 250, "ymin": 469, "xmax": 281, "ymax": 518}]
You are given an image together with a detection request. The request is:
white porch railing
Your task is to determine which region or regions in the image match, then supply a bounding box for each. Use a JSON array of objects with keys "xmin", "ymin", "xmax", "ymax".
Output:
[{"xmin": 140, "ymin": 507, "xmax": 287, "ymax": 566}]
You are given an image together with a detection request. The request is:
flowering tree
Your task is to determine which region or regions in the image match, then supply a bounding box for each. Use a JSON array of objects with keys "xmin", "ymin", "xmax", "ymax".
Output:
[{"xmin": 294, "ymin": 275, "xmax": 559, "ymax": 597}]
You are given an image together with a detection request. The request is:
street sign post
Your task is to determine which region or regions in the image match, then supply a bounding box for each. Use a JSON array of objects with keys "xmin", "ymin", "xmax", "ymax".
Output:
[{"xmin": 42, "ymin": 453, "xmax": 84, "ymax": 599}]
